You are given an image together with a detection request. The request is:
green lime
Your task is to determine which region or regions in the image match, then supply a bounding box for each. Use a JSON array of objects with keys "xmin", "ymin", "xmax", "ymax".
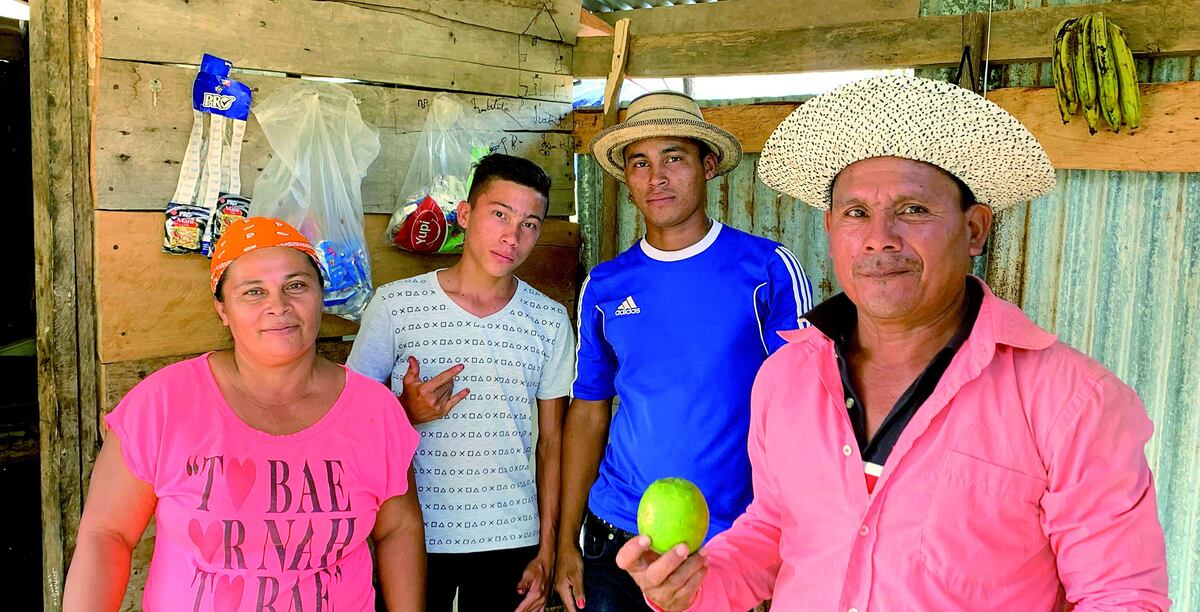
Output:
[{"xmin": 637, "ymin": 477, "xmax": 710, "ymax": 555}]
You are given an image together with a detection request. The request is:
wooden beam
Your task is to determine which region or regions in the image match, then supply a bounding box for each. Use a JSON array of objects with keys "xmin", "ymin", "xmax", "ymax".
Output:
[
  {"xmin": 593, "ymin": 0, "xmax": 921, "ymax": 35},
  {"xmin": 93, "ymin": 60, "xmax": 577, "ymax": 217},
  {"xmin": 599, "ymin": 19, "xmax": 631, "ymax": 263},
  {"xmin": 30, "ymin": 0, "xmax": 95, "ymax": 606},
  {"xmin": 986, "ymin": 83, "xmax": 1200, "ymax": 173},
  {"xmin": 95, "ymin": 212, "xmax": 582, "ymax": 363},
  {"xmin": 572, "ymin": 0, "xmax": 1200, "ymax": 78},
  {"xmin": 100, "ymin": 0, "xmax": 573, "ymax": 102},
  {"xmin": 575, "ymin": 103, "xmax": 799, "ymax": 154},
  {"xmin": 324, "ymin": 0, "xmax": 580, "ymax": 44},
  {"xmin": 580, "ymin": 8, "xmax": 615, "ymax": 37},
  {"xmin": 573, "ymin": 81, "xmax": 1200, "ymax": 173}
]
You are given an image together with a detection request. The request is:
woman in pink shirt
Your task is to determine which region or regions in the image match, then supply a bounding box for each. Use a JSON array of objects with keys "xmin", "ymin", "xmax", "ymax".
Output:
[{"xmin": 64, "ymin": 218, "xmax": 425, "ymax": 611}]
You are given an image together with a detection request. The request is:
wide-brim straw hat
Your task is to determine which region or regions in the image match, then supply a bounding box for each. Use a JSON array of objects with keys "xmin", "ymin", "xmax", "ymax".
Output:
[
  {"xmin": 757, "ymin": 75, "xmax": 1056, "ymax": 212},
  {"xmin": 590, "ymin": 90, "xmax": 743, "ymax": 181}
]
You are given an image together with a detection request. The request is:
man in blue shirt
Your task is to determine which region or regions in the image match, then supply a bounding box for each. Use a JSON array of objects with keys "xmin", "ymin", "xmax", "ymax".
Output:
[{"xmin": 554, "ymin": 91, "xmax": 813, "ymax": 612}]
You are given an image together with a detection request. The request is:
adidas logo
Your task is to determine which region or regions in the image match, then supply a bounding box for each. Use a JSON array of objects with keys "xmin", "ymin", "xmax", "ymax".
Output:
[{"xmin": 614, "ymin": 296, "xmax": 641, "ymax": 316}]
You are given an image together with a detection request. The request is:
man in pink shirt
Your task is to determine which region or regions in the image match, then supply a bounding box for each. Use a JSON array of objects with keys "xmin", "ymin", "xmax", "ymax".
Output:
[{"xmin": 616, "ymin": 76, "xmax": 1171, "ymax": 611}]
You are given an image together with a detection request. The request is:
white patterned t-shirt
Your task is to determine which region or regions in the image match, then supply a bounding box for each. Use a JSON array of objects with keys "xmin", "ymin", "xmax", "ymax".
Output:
[{"xmin": 347, "ymin": 271, "xmax": 574, "ymax": 553}]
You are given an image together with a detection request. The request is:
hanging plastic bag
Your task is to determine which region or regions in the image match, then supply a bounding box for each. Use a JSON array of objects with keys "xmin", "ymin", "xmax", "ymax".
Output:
[
  {"xmin": 387, "ymin": 93, "xmax": 502, "ymax": 254},
  {"xmin": 250, "ymin": 81, "xmax": 380, "ymax": 321},
  {"xmin": 163, "ymin": 54, "xmax": 253, "ymax": 256}
]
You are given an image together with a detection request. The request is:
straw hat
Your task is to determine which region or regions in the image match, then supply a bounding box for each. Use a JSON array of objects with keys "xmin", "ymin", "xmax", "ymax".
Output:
[
  {"xmin": 590, "ymin": 90, "xmax": 742, "ymax": 181},
  {"xmin": 757, "ymin": 75, "xmax": 1056, "ymax": 212}
]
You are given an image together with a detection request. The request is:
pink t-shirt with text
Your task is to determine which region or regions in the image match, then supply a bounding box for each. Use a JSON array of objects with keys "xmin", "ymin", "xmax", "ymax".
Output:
[{"xmin": 105, "ymin": 355, "xmax": 418, "ymax": 612}]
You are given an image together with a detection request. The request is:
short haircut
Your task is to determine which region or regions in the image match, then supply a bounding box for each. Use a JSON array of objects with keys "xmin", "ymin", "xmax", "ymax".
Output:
[
  {"xmin": 947, "ymin": 173, "xmax": 978, "ymax": 210},
  {"xmin": 467, "ymin": 153, "xmax": 551, "ymax": 213}
]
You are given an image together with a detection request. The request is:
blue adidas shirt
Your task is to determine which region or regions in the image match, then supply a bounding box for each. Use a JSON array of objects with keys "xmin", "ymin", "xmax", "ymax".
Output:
[{"xmin": 573, "ymin": 221, "xmax": 813, "ymax": 540}]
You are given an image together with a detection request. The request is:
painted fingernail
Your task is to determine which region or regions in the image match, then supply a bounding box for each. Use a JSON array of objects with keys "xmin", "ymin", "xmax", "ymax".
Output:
[{"xmin": 577, "ymin": 598, "xmax": 586, "ymax": 609}]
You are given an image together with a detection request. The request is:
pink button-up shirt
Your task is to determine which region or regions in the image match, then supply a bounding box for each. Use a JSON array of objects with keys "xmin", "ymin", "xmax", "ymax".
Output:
[{"xmin": 690, "ymin": 279, "xmax": 1170, "ymax": 611}]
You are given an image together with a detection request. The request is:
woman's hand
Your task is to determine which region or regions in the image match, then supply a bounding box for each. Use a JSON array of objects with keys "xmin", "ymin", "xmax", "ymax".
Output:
[{"xmin": 515, "ymin": 549, "xmax": 554, "ymax": 612}]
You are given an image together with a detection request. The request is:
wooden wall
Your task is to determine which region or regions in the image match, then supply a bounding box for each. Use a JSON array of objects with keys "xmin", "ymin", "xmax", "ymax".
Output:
[
  {"xmin": 92, "ymin": 0, "xmax": 581, "ymax": 404},
  {"xmin": 35, "ymin": 0, "xmax": 582, "ymax": 609}
]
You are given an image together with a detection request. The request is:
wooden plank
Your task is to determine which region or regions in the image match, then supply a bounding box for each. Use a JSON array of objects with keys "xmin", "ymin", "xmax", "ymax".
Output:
[
  {"xmin": 576, "ymin": 82, "xmax": 1200, "ymax": 173},
  {"xmin": 95, "ymin": 211, "xmax": 581, "ymax": 363},
  {"xmin": 593, "ymin": 0, "xmax": 921, "ymax": 35},
  {"xmin": 599, "ymin": 19, "xmax": 631, "ymax": 263},
  {"xmin": 986, "ymin": 83, "xmax": 1200, "ymax": 173},
  {"xmin": 329, "ymin": 0, "xmax": 580, "ymax": 44},
  {"xmin": 575, "ymin": 103, "xmax": 799, "ymax": 154},
  {"xmin": 93, "ymin": 60, "xmax": 577, "ymax": 217},
  {"xmin": 31, "ymin": 0, "xmax": 93, "ymax": 605},
  {"xmin": 100, "ymin": 0, "xmax": 572, "ymax": 102},
  {"xmin": 572, "ymin": 0, "xmax": 1200, "ymax": 78},
  {"xmin": 580, "ymin": 8, "xmax": 615, "ymax": 37},
  {"xmin": 72, "ymin": 0, "xmax": 101, "ymax": 513}
]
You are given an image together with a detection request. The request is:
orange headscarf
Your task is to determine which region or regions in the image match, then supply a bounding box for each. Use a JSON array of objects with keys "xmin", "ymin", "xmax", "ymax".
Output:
[{"xmin": 209, "ymin": 217, "xmax": 322, "ymax": 295}]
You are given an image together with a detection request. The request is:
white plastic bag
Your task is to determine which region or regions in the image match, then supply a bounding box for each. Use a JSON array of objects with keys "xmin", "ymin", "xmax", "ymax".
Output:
[
  {"xmin": 387, "ymin": 93, "xmax": 502, "ymax": 253},
  {"xmin": 251, "ymin": 81, "xmax": 380, "ymax": 321}
]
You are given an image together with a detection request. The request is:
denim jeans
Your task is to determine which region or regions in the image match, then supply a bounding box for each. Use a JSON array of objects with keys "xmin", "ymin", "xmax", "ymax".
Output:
[{"xmin": 581, "ymin": 511, "xmax": 653, "ymax": 612}]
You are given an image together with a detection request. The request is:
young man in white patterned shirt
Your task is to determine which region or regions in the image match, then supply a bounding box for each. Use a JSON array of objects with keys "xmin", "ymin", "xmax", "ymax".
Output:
[{"xmin": 349, "ymin": 154, "xmax": 574, "ymax": 612}]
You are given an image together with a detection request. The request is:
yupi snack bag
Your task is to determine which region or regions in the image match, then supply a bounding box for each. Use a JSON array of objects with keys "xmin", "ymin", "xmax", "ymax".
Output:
[
  {"xmin": 388, "ymin": 94, "xmax": 498, "ymax": 254},
  {"xmin": 163, "ymin": 54, "xmax": 252, "ymax": 256}
]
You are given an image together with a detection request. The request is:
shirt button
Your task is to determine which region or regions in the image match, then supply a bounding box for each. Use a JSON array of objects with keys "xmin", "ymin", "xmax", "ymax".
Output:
[
  {"xmin": 846, "ymin": 397, "xmax": 855, "ymax": 409},
  {"xmin": 842, "ymin": 445, "xmax": 853, "ymax": 456},
  {"xmin": 859, "ymin": 525, "xmax": 869, "ymax": 536}
]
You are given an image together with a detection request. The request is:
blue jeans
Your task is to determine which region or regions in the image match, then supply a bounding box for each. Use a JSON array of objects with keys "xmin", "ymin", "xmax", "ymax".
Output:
[{"xmin": 581, "ymin": 511, "xmax": 653, "ymax": 612}]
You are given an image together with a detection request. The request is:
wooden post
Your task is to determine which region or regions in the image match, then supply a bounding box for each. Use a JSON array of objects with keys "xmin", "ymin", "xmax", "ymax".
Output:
[
  {"xmin": 959, "ymin": 12, "xmax": 990, "ymax": 94},
  {"xmin": 598, "ymin": 18, "xmax": 630, "ymax": 263},
  {"xmin": 30, "ymin": 0, "xmax": 97, "ymax": 607}
]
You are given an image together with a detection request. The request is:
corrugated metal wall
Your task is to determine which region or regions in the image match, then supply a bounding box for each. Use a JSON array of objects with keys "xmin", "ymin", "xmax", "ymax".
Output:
[{"xmin": 575, "ymin": 2, "xmax": 1199, "ymax": 604}]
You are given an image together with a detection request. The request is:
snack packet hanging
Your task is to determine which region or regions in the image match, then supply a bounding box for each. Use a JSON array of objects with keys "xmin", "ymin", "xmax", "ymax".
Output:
[
  {"xmin": 387, "ymin": 94, "xmax": 501, "ymax": 254},
  {"xmin": 163, "ymin": 54, "xmax": 253, "ymax": 256}
]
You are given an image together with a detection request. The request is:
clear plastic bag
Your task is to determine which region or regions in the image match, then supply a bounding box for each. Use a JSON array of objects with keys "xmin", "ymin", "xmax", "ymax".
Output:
[
  {"xmin": 250, "ymin": 81, "xmax": 380, "ymax": 321},
  {"xmin": 387, "ymin": 93, "xmax": 501, "ymax": 254}
]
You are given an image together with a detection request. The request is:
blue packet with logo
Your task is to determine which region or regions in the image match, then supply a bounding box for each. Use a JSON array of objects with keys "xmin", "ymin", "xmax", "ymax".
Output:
[
  {"xmin": 192, "ymin": 54, "xmax": 252, "ymax": 120},
  {"xmin": 164, "ymin": 54, "xmax": 254, "ymax": 256}
]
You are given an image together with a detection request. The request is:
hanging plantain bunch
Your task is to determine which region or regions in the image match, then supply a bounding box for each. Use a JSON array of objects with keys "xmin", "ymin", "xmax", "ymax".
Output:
[{"xmin": 1052, "ymin": 13, "xmax": 1141, "ymax": 134}]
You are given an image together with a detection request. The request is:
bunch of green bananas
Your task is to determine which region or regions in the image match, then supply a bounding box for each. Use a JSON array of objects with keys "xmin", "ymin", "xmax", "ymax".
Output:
[{"xmin": 1052, "ymin": 12, "xmax": 1141, "ymax": 133}]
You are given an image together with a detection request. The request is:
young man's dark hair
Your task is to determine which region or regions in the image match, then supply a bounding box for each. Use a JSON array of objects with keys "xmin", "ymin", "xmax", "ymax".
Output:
[{"xmin": 467, "ymin": 153, "xmax": 552, "ymax": 209}]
